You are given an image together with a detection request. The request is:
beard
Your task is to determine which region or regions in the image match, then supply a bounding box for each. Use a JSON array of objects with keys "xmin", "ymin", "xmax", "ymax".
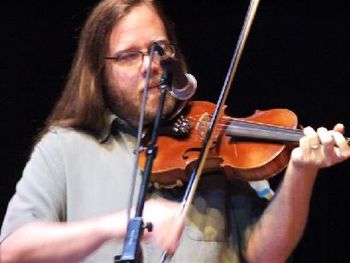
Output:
[{"xmin": 105, "ymin": 83, "xmax": 177, "ymax": 128}]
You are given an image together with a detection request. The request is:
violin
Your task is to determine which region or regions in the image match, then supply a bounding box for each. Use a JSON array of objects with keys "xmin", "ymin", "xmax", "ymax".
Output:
[{"xmin": 139, "ymin": 100, "xmax": 306, "ymax": 186}]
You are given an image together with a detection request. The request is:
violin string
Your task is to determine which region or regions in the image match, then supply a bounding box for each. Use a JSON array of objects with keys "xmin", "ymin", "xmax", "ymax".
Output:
[
  {"xmin": 194, "ymin": 118, "xmax": 350, "ymax": 145},
  {"xmin": 197, "ymin": 120, "xmax": 299, "ymax": 132},
  {"xmin": 198, "ymin": 114, "xmax": 296, "ymax": 128},
  {"xmin": 195, "ymin": 118, "xmax": 304, "ymax": 143}
]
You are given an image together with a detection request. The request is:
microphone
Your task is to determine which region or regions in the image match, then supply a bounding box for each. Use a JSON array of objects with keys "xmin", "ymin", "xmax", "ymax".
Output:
[{"xmin": 159, "ymin": 57, "xmax": 197, "ymax": 101}]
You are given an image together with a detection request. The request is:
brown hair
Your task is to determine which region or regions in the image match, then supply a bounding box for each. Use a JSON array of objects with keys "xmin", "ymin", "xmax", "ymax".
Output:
[{"xmin": 40, "ymin": 0, "xmax": 186, "ymax": 138}]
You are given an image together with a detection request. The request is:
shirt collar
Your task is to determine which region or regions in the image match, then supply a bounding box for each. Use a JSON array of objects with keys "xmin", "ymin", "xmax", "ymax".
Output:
[{"xmin": 99, "ymin": 112, "xmax": 138, "ymax": 143}]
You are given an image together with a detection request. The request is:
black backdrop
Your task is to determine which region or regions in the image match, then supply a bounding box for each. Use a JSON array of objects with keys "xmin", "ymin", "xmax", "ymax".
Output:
[{"xmin": 1, "ymin": 1, "xmax": 350, "ymax": 262}]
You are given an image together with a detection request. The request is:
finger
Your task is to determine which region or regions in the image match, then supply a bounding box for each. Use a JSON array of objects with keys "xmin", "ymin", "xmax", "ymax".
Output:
[
  {"xmin": 317, "ymin": 127, "xmax": 338, "ymax": 165},
  {"xmin": 303, "ymin": 126, "xmax": 320, "ymax": 150},
  {"xmin": 333, "ymin": 123, "xmax": 345, "ymax": 134},
  {"xmin": 317, "ymin": 127, "xmax": 333, "ymax": 153},
  {"xmin": 331, "ymin": 130, "xmax": 348, "ymax": 148},
  {"xmin": 331, "ymin": 131, "xmax": 350, "ymax": 160},
  {"xmin": 164, "ymin": 217, "xmax": 184, "ymax": 255},
  {"xmin": 298, "ymin": 136, "xmax": 311, "ymax": 157}
]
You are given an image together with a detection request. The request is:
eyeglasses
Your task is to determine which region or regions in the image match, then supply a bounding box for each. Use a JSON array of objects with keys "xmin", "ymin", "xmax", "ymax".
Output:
[{"xmin": 105, "ymin": 41, "xmax": 175, "ymax": 69}]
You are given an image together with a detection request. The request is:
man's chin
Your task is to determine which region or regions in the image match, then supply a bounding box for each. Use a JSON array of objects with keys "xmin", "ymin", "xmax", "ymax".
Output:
[{"xmin": 143, "ymin": 104, "xmax": 176, "ymax": 125}]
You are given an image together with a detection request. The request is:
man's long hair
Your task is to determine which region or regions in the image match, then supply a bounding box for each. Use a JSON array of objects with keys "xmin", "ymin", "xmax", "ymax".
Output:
[{"xmin": 40, "ymin": 0, "xmax": 186, "ymax": 138}]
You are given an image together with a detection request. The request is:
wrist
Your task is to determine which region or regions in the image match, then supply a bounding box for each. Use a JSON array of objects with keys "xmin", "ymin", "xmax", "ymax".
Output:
[
  {"xmin": 98, "ymin": 212, "xmax": 128, "ymax": 241},
  {"xmin": 287, "ymin": 160, "xmax": 319, "ymax": 181}
]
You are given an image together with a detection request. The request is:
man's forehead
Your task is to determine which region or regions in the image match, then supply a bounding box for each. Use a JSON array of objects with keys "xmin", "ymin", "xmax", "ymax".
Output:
[{"xmin": 108, "ymin": 5, "xmax": 167, "ymax": 53}]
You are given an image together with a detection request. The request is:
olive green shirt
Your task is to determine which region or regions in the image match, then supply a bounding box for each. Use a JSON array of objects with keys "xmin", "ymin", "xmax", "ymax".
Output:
[{"xmin": 1, "ymin": 119, "xmax": 272, "ymax": 262}]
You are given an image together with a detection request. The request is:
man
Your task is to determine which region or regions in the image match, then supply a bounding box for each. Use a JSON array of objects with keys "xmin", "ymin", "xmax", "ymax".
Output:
[{"xmin": 1, "ymin": 0, "xmax": 349, "ymax": 262}]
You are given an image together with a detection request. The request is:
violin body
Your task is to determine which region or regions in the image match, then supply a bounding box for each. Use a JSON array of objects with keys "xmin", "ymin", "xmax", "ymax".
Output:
[{"xmin": 140, "ymin": 101, "xmax": 299, "ymax": 186}]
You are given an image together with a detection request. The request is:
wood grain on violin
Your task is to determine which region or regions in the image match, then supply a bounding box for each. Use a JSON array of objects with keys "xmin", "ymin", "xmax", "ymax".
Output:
[{"xmin": 139, "ymin": 101, "xmax": 349, "ymax": 186}]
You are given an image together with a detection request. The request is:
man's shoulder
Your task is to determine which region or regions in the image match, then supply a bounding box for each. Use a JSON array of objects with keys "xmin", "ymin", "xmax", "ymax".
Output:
[
  {"xmin": 43, "ymin": 126, "xmax": 93, "ymax": 140},
  {"xmin": 36, "ymin": 127, "xmax": 102, "ymax": 151}
]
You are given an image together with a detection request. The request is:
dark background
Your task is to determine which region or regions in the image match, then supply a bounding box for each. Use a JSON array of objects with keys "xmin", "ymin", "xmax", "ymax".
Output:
[{"xmin": 1, "ymin": 1, "xmax": 350, "ymax": 262}]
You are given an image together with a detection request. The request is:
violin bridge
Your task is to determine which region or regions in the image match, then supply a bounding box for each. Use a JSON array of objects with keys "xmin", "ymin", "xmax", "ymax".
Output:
[{"xmin": 196, "ymin": 112, "xmax": 211, "ymax": 138}]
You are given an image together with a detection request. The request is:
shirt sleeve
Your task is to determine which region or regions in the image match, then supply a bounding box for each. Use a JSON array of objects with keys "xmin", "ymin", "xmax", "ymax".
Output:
[
  {"xmin": 228, "ymin": 178, "xmax": 269, "ymax": 260},
  {"xmin": 0, "ymin": 131, "xmax": 66, "ymax": 242}
]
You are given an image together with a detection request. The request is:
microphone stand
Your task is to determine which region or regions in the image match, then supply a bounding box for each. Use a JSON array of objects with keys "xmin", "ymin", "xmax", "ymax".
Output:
[{"xmin": 115, "ymin": 59, "xmax": 172, "ymax": 262}]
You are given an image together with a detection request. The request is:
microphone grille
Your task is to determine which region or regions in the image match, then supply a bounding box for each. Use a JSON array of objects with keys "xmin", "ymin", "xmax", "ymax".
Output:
[{"xmin": 170, "ymin": 73, "xmax": 197, "ymax": 101}]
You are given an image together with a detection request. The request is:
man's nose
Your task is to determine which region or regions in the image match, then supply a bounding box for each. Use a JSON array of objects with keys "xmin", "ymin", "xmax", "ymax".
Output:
[{"xmin": 141, "ymin": 54, "xmax": 162, "ymax": 75}]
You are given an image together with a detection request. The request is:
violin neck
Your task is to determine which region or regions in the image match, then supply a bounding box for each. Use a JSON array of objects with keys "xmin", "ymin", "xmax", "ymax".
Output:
[
  {"xmin": 226, "ymin": 119, "xmax": 303, "ymax": 144},
  {"xmin": 226, "ymin": 119, "xmax": 350, "ymax": 146}
]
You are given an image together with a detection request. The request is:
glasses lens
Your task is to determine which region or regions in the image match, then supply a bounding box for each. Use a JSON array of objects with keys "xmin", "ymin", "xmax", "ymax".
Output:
[
  {"xmin": 159, "ymin": 42, "xmax": 175, "ymax": 58},
  {"xmin": 107, "ymin": 42, "xmax": 175, "ymax": 68},
  {"xmin": 116, "ymin": 51, "xmax": 142, "ymax": 68}
]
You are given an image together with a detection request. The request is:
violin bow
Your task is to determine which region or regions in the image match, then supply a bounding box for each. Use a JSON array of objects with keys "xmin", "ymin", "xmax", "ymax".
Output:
[{"xmin": 159, "ymin": 0, "xmax": 261, "ymax": 262}]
